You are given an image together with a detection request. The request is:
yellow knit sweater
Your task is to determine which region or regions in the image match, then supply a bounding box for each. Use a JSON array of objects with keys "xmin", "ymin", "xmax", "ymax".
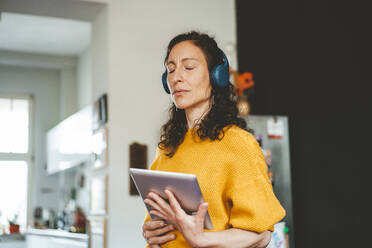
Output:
[{"xmin": 144, "ymin": 125, "xmax": 285, "ymax": 248}]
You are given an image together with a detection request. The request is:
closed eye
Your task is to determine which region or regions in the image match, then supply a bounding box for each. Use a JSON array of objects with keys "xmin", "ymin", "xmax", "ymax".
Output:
[{"xmin": 167, "ymin": 66, "xmax": 195, "ymax": 73}]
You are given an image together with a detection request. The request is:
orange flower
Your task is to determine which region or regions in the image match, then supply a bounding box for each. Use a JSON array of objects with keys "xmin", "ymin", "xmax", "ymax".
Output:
[{"xmin": 235, "ymin": 72, "xmax": 255, "ymax": 96}]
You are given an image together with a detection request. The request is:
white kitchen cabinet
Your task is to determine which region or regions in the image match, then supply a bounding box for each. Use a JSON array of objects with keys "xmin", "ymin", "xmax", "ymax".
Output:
[
  {"xmin": 46, "ymin": 106, "xmax": 92, "ymax": 174},
  {"xmin": 26, "ymin": 229, "xmax": 88, "ymax": 248},
  {"xmin": 0, "ymin": 241, "xmax": 26, "ymax": 248},
  {"xmin": 27, "ymin": 235, "xmax": 87, "ymax": 248}
]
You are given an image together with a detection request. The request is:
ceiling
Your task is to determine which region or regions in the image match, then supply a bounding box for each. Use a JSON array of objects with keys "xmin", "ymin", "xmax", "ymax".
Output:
[{"xmin": 0, "ymin": 12, "xmax": 91, "ymax": 56}]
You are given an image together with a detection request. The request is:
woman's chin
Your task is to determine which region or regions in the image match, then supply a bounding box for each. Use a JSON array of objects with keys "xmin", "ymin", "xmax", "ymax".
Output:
[
  {"xmin": 175, "ymin": 105, "xmax": 186, "ymax": 110},
  {"xmin": 174, "ymin": 102, "xmax": 190, "ymax": 110}
]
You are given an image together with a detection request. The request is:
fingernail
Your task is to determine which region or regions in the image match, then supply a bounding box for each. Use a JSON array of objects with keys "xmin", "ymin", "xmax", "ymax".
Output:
[{"xmin": 170, "ymin": 234, "xmax": 175, "ymax": 238}]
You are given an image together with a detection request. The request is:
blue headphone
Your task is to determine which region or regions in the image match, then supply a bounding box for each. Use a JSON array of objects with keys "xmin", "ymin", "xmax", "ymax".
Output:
[{"xmin": 162, "ymin": 48, "xmax": 230, "ymax": 94}]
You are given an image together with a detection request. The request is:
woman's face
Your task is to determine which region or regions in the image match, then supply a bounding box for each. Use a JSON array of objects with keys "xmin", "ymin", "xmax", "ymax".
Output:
[{"xmin": 166, "ymin": 41, "xmax": 212, "ymax": 111}]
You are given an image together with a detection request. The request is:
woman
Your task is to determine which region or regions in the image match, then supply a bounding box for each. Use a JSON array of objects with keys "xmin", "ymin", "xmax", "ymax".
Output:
[{"xmin": 142, "ymin": 31, "xmax": 285, "ymax": 248}]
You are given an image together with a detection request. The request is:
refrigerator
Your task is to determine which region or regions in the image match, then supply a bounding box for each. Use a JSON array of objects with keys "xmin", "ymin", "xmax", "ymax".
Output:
[{"xmin": 240, "ymin": 115, "xmax": 294, "ymax": 248}]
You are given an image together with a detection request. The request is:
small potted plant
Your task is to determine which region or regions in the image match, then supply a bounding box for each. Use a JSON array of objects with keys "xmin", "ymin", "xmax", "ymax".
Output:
[{"xmin": 8, "ymin": 214, "xmax": 20, "ymax": 234}]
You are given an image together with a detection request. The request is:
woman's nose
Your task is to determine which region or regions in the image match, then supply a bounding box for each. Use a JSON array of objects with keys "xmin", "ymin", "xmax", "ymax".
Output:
[{"xmin": 168, "ymin": 68, "xmax": 183, "ymax": 85}]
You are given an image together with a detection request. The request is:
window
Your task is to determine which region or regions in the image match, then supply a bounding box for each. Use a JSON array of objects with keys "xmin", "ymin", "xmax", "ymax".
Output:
[
  {"xmin": 0, "ymin": 98, "xmax": 29, "ymax": 153},
  {"xmin": 0, "ymin": 95, "xmax": 32, "ymax": 233}
]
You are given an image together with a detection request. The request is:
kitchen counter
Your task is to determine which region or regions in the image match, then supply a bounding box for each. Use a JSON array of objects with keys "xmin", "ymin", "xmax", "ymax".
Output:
[
  {"xmin": 0, "ymin": 234, "xmax": 26, "ymax": 248},
  {"xmin": 26, "ymin": 228, "xmax": 88, "ymax": 240},
  {"xmin": 0, "ymin": 233, "xmax": 26, "ymax": 242}
]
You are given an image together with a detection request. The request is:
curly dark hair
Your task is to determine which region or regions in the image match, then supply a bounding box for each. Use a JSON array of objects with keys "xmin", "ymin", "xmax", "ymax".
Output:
[{"xmin": 158, "ymin": 31, "xmax": 248, "ymax": 157}]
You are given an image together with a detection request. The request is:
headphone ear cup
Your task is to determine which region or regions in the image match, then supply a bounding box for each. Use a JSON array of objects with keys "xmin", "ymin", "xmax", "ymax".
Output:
[
  {"xmin": 211, "ymin": 64, "xmax": 229, "ymax": 87},
  {"xmin": 162, "ymin": 71, "xmax": 171, "ymax": 94}
]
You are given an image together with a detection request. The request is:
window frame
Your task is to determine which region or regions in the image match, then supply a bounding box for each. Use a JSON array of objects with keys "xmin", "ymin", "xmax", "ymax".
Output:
[{"xmin": 0, "ymin": 93, "xmax": 34, "ymax": 228}]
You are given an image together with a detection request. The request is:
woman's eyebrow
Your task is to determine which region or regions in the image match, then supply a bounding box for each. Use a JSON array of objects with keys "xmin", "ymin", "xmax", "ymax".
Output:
[
  {"xmin": 181, "ymin": 58, "xmax": 198, "ymax": 62},
  {"xmin": 167, "ymin": 58, "xmax": 198, "ymax": 65}
]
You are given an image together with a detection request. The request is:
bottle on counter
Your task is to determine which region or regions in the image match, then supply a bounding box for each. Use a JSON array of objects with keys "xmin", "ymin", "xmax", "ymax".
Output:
[
  {"xmin": 69, "ymin": 206, "xmax": 87, "ymax": 233},
  {"xmin": 64, "ymin": 187, "xmax": 77, "ymax": 231},
  {"xmin": 48, "ymin": 209, "xmax": 57, "ymax": 229},
  {"xmin": 56, "ymin": 211, "xmax": 66, "ymax": 230}
]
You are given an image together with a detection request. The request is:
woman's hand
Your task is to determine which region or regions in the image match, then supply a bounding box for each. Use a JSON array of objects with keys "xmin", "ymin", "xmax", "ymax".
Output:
[
  {"xmin": 145, "ymin": 190, "xmax": 209, "ymax": 247},
  {"xmin": 145, "ymin": 191, "xmax": 272, "ymax": 248},
  {"xmin": 142, "ymin": 219, "xmax": 176, "ymax": 247}
]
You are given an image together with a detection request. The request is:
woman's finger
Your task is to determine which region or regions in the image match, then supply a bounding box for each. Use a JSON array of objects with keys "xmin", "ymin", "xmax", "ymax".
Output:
[
  {"xmin": 148, "ymin": 192, "xmax": 174, "ymax": 215},
  {"xmin": 165, "ymin": 190, "xmax": 184, "ymax": 216},
  {"xmin": 147, "ymin": 233, "xmax": 176, "ymax": 245},
  {"xmin": 150, "ymin": 210, "xmax": 168, "ymax": 220},
  {"xmin": 151, "ymin": 224, "xmax": 175, "ymax": 237},
  {"xmin": 144, "ymin": 198, "xmax": 167, "ymax": 216},
  {"xmin": 145, "ymin": 224, "xmax": 175, "ymax": 240},
  {"xmin": 143, "ymin": 220, "xmax": 165, "ymax": 232},
  {"xmin": 195, "ymin": 202, "xmax": 209, "ymax": 227}
]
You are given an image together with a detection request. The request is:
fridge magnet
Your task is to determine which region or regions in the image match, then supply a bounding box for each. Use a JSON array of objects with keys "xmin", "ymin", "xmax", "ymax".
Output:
[
  {"xmin": 89, "ymin": 174, "xmax": 108, "ymax": 215},
  {"xmin": 91, "ymin": 126, "xmax": 108, "ymax": 169},
  {"xmin": 262, "ymin": 149, "xmax": 272, "ymax": 166},
  {"xmin": 267, "ymin": 222, "xmax": 287, "ymax": 248},
  {"xmin": 267, "ymin": 117, "xmax": 284, "ymax": 139},
  {"xmin": 88, "ymin": 216, "xmax": 107, "ymax": 248}
]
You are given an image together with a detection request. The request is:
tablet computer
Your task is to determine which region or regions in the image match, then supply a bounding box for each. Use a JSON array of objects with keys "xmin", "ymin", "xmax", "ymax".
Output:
[{"xmin": 129, "ymin": 168, "xmax": 214, "ymax": 229}]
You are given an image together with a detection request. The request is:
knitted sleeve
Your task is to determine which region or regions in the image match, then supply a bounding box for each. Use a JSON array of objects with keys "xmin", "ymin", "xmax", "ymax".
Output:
[{"xmin": 226, "ymin": 131, "xmax": 286, "ymax": 232}]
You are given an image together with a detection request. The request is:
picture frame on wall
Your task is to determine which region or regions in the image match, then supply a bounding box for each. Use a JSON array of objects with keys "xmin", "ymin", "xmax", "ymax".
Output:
[
  {"xmin": 129, "ymin": 142, "xmax": 148, "ymax": 195},
  {"xmin": 98, "ymin": 94, "xmax": 107, "ymax": 124},
  {"xmin": 89, "ymin": 174, "xmax": 108, "ymax": 215},
  {"xmin": 88, "ymin": 217, "xmax": 107, "ymax": 248},
  {"xmin": 91, "ymin": 126, "xmax": 108, "ymax": 170},
  {"xmin": 93, "ymin": 94, "xmax": 108, "ymax": 133}
]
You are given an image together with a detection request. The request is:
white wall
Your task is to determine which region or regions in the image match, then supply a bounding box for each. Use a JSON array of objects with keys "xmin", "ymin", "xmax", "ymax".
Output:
[
  {"xmin": 0, "ymin": 50, "xmax": 77, "ymax": 70},
  {"xmin": 0, "ymin": 50, "xmax": 79, "ymax": 120},
  {"xmin": 60, "ymin": 67, "xmax": 77, "ymax": 119},
  {"xmin": 93, "ymin": 1, "xmax": 238, "ymax": 247},
  {"xmin": 0, "ymin": 65, "xmax": 61, "ymax": 218},
  {"xmin": 91, "ymin": 8, "xmax": 109, "ymax": 101},
  {"xmin": 76, "ymin": 47, "xmax": 92, "ymax": 109}
]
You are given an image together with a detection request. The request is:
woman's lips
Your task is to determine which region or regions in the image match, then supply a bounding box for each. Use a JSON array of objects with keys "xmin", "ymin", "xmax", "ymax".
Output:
[{"xmin": 173, "ymin": 90, "xmax": 189, "ymax": 96}]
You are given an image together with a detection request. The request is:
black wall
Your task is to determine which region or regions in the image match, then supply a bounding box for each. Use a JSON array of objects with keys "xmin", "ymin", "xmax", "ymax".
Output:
[{"xmin": 236, "ymin": 0, "xmax": 371, "ymax": 247}]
